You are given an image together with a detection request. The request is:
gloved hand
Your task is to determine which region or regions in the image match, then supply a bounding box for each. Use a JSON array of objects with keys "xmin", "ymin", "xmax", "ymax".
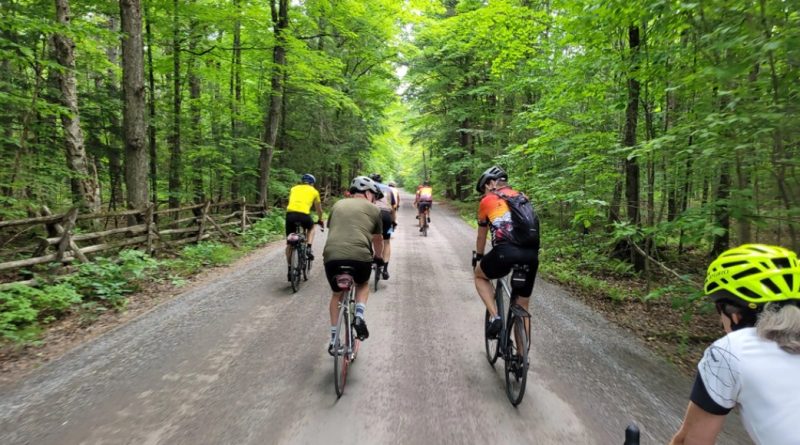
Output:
[
  {"xmin": 373, "ymin": 257, "xmax": 385, "ymax": 267},
  {"xmin": 471, "ymin": 251, "xmax": 484, "ymax": 268}
]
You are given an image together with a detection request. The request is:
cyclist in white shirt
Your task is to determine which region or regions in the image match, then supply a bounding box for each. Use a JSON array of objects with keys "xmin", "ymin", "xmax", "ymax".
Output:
[
  {"xmin": 670, "ymin": 244, "xmax": 800, "ymax": 445},
  {"xmin": 369, "ymin": 174, "xmax": 396, "ymax": 280}
]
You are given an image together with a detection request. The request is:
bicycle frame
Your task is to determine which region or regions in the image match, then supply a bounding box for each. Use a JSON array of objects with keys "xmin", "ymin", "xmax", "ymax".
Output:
[{"xmin": 333, "ymin": 273, "xmax": 360, "ymax": 397}]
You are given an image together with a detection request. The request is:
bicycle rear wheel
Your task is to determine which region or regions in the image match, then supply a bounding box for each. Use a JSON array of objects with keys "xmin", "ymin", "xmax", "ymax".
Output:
[
  {"xmin": 504, "ymin": 311, "xmax": 529, "ymax": 406},
  {"xmin": 300, "ymin": 245, "xmax": 309, "ymax": 282},
  {"xmin": 290, "ymin": 247, "xmax": 301, "ymax": 293},
  {"xmin": 333, "ymin": 302, "xmax": 349, "ymax": 398}
]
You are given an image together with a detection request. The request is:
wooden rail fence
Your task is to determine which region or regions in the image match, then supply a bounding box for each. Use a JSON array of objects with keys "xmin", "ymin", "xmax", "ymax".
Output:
[{"xmin": 0, "ymin": 199, "xmax": 270, "ymax": 286}]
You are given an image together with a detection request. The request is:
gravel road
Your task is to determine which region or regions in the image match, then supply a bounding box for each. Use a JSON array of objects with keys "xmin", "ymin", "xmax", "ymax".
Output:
[{"xmin": 0, "ymin": 192, "xmax": 751, "ymax": 444}]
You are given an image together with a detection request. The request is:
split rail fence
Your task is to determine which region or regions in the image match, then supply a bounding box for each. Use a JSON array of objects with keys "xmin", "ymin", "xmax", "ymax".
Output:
[{"xmin": 0, "ymin": 199, "xmax": 270, "ymax": 287}]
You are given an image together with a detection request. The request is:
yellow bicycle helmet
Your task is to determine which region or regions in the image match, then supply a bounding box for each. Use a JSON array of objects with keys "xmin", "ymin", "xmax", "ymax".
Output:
[{"xmin": 705, "ymin": 244, "xmax": 800, "ymax": 310}]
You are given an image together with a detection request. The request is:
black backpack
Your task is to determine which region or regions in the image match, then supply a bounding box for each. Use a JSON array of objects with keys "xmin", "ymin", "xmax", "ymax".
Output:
[{"xmin": 494, "ymin": 191, "xmax": 540, "ymax": 249}]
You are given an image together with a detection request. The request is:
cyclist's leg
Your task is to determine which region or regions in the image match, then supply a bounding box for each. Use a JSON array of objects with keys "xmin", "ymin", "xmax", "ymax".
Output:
[
  {"xmin": 380, "ymin": 211, "xmax": 392, "ymax": 262},
  {"xmin": 304, "ymin": 215, "xmax": 317, "ymax": 246},
  {"xmin": 324, "ymin": 261, "xmax": 347, "ymax": 346},
  {"xmin": 474, "ymin": 264, "xmax": 498, "ymax": 317}
]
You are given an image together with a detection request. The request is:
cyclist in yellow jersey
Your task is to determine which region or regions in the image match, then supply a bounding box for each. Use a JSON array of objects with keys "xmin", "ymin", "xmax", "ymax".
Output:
[{"xmin": 285, "ymin": 174, "xmax": 324, "ymax": 281}]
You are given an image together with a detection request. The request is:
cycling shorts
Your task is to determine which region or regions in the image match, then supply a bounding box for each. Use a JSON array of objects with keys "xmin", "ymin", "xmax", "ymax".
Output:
[
  {"xmin": 380, "ymin": 210, "xmax": 393, "ymax": 240},
  {"xmin": 324, "ymin": 260, "xmax": 372, "ymax": 292},
  {"xmin": 480, "ymin": 243, "xmax": 539, "ymax": 297},
  {"xmin": 285, "ymin": 212, "xmax": 313, "ymax": 237},
  {"xmin": 417, "ymin": 201, "xmax": 432, "ymax": 213}
]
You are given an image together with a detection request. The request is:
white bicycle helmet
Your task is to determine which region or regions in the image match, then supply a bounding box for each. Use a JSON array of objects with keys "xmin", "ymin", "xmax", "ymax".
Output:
[{"xmin": 350, "ymin": 176, "xmax": 383, "ymax": 199}]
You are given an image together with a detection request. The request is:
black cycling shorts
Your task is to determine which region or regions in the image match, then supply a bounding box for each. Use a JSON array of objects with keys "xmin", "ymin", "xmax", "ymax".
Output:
[
  {"xmin": 480, "ymin": 243, "xmax": 539, "ymax": 297},
  {"xmin": 417, "ymin": 201, "xmax": 432, "ymax": 213},
  {"xmin": 285, "ymin": 212, "xmax": 313, "ymax": 237},
  {"xmin": 380, "ymin": 210, "xmax": 393, "ymax": 240},
  {"xmin": 324, "ymin": 260, "xmax": 373, "ymax": 292}
]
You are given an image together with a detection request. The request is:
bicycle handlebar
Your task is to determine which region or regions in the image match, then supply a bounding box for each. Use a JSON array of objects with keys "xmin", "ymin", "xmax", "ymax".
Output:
[{"xmin": 624, "ymin": 424, "xmax": 640, "ymax": 445}]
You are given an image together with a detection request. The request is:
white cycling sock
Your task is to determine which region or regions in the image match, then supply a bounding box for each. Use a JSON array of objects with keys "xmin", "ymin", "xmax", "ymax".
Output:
[{"xmin": 355, "ymin": 303, "xmax": 366, "ymax": 319}]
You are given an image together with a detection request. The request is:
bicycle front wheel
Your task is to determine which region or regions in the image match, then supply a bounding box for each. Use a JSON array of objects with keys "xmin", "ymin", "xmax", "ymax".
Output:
[
  {"xmin": 484, "ymin": 310, "xmax": 500, "ymax": 365},
  {"xmin": 333, "ymin": 302, "xmax": 349, "ymax": 398},
  {"xmin": 504, "ymin": 312, "xmax": 529, "ymax": 406},
  {"xmin": 373, "ymin": 265, "xmax": 380, "ymax": 292},
  {"xmin": 300, "ymin": 245, "xmax": 309, "ymax": 282},
  {"xmin": 290, "ymin": 247, "xmax": 301, "ymax": 293}
]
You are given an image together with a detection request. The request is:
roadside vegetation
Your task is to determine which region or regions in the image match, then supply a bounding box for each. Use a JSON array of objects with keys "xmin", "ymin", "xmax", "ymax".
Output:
[{"xmin": 0, "ymin": 212, "xmax": 285, "ymax": 346}]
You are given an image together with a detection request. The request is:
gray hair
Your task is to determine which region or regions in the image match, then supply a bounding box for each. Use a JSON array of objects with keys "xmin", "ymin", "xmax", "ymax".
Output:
[{"xmin": 756, "ymin": 303, "xmax": 800, "ymax": 354}]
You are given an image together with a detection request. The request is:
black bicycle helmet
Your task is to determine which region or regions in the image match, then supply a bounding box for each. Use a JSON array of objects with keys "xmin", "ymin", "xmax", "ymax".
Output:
[
  {"xmin": 369, "ymin": 173, "xmax": 383, "ymax": 183},
  {"xmin": 476, "ymin": 166, "xmax": 507, "ymax": 193}
]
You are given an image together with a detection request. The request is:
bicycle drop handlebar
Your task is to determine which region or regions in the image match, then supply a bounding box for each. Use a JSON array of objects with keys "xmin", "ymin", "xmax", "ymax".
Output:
[{"xmin": 624, "ymin": 424, "xmax": 640, "ymax": 445}]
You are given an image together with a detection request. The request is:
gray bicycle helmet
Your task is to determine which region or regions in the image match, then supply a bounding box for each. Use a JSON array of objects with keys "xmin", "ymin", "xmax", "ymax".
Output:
[
  {"xmin": 350, "ymin": 176, "xmax": 383, "ymax": 199},
  {"xmin": 476, "ymin": 166, "xmax": 507, "ymax": 193}
]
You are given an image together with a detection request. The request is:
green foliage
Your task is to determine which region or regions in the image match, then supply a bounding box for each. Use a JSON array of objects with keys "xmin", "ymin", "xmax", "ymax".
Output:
[
  {"xmin": 171, "ymin": 242, "xmax": 237, "ymax": 275},
  {"xmin": 68, "ymin": 249, "xmax": 161, "ymax": 309},
  {"xmin": 0, "ymin": 282, "xmax": 82, "ymax": 344},
  {"xmin": 241, "ymin": 211, "xmax": 285, "ymax": 248}
]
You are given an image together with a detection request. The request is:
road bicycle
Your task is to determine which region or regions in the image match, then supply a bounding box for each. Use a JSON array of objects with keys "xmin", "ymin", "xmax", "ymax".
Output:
[
  {"xmin": 417, "ymin": 204, "xmax": 430, "ymax": 237},
  {"xmin": 475, "ymin": 251, "xmax": 531, "ymax": 406},
  {"xmin": 331, "ymin": 267, "xmax": 361, "ymax": 398},
  {"xmin": 287, "ymin": 221, "xmax": 323, "ymax": 293}
]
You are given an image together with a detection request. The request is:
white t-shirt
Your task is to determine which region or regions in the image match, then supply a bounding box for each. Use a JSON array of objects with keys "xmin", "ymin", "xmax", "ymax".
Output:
[{"xmin": 697, "ymin": 327, "xmax": 800, "ymax": 445}]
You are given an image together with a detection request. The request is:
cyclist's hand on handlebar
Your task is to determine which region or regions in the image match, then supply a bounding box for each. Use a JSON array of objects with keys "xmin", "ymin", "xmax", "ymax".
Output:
[
  {"xmin": 317, "ymin": 219, "xmax": 325, "ymax": 230},
  {"xmin": 373, "ymin": 256, "xmax": 385, "ymax": 266}
]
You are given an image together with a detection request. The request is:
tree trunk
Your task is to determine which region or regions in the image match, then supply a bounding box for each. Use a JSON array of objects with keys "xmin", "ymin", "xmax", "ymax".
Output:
[
  {"xmin": 188, "ymin": 20, "xmax": 204, "ymax": 203},
  {"xmin": 145, "ymin": 2, "xmax": 158, "ymax": 207},
  {"xmin": 168, "ymin": 0, "xmax": 182, "ymax": 209},
  {"xmin": 622, "ymin": 25, "xmax": 643, "ymax": 271},
  {"xmin": 711, "ymin": 165, "xmax": 731, "ymax": 256},
  {"xmin": 230, "ymin": 0, "xmax": 242, "ymax": 201},
  {"xmin": 120, "ymin": 0, "xmax": 149, "ymax": 212},
  {"xmin": 257, "ymin": 0, "xmax": 289, "ymax": 206},
  {"xmin": 53, "ymin": 0, "xmax": 101, "ymax": 213}
]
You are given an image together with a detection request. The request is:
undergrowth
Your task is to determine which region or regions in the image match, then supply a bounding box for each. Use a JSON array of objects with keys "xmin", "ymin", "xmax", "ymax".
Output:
[{"xmin": 0, "ymin": 211, "xmax": 285, "ymax": 346}]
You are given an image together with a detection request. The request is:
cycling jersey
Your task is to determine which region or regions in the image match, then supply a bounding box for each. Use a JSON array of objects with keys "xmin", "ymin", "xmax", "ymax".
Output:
[
  {"xmin": 389, "ymin": 186, "xmax": 400, "ymax": 209},
  {"xmin": 286, "ymin": 184, "xmax": 320, "ymax": 214},
  {"xmin": 692, "ymin": 327, "xmax": 800, "ymax": 445},
  {"xmin": 323, "ymin": 198, "xmax": 382, "ymax": 263},
  {"xmin": 372, "ymin": 182, "xmax": 394, "ymax": 212},
  {"xmin": 477, "ymin": 186, "xmax": 520, "ymax": 246},
  {"xmin": 417, "ymin": 186, "xmax": 433, "ymax": 202}
]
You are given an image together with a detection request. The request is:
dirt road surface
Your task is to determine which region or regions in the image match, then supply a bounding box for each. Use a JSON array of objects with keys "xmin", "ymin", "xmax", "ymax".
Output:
[{"xmin": 0, "ymin": 192, "xmax": 751, "ymax": 444}]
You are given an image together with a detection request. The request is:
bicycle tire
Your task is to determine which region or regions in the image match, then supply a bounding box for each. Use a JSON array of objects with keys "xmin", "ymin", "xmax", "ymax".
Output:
[
  {"xmin": 333, "ymin": 300, "xmax": 349, "ymax": 398},
  {"xmin": 290, "ymin": 247, "xmax": 301, "ymax": 293},
  {"xmin": 505, "ymin": 311, "xmax": 529, "ymax": 406},
  {"xmin": 484, "ymin": 310, "xmax": 500, "ymax": 365},
  {"xmin": 300, "ymin": 244, "xmax": 309, "ymax": 282},
  {"xmin": 373, "ymin": 264, "xmax": 380, "ymax": 292},
  {"xmin": 422, "ymin": 223, "xmax": 428, "ymax": 237}
]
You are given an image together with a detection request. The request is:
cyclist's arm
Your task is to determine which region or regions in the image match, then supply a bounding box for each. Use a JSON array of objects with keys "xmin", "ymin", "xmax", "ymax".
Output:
[
  {"xmin": 669, "ymin": 401, "xmax": 725, "ymax": 445},
  {"xmin": 372, "ymin": 234, "xmax": 384, "ymax": 259},
  {"xmin": 314, "ymin": 196, "xmax": 323, "ymax": 222},
  {"xmin": 476, "ymin": 225, "xmax": 489, "ymax": 255}
]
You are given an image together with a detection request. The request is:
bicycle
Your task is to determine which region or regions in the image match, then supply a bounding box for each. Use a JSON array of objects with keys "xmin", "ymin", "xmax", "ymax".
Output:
[
  {"xmin": 287, "ymin": 221, "xmax": 323, "ymax": 293},
  {"xmin": 475, "ymin": 251, "xmax": 531, "ymax": 406},
  {"xmin": 331, "ymin": 267, "xmax": 361, "ymax": 398},
  {"xmin": 417, "ymin": 203, "xmax": 431, "ymax": 237}
]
